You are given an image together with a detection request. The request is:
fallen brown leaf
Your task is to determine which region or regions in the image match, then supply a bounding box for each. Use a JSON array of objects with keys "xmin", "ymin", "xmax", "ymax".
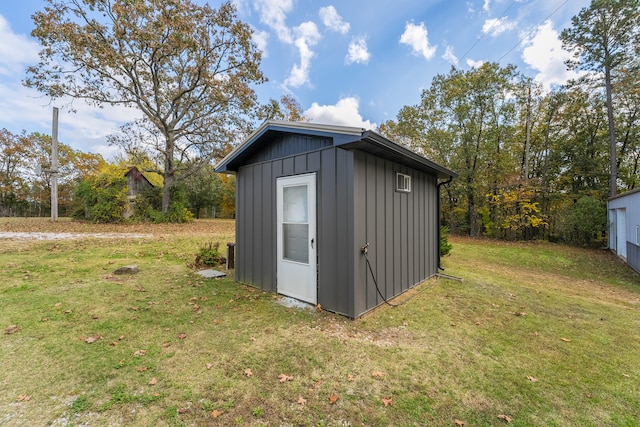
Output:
[
  {"xmin": 278, "ymin": 373, "xmax": 293, "ymax": 383},
  {"xmin": 210, "ymin": 409, "xmax": 223, "ymax": 418},
  {"xmin": 244, "ymin": 368, "xmax": 253, "ymax": 377},
  {"xmin": 347, "ymin": 374, "xmax": 354, "ymax": 381},
  {"xmin": 527, "ymin": 375, "xmax": 538, "ymax": 382},
  {"xmin": 162, "ymin": 342, "xmax": 171, "ymax": 348},
  {"xmin": 178, "ymin": 407, "xmax": 188, "ymax": 414},
  {"xmin": 329, "ymin": 393, "xmax": 339, "ymax": 404},
  {"xmin": 133, "ymin": 349, "xmax": 146, "ymax": 357},
  {"xmin": 297, "ymin": 395, "xmax": 307, "ymax": 405},
  {"xmin": 382, "ymin": 397, "xmax": 393, "ymax": 407},
  {"xmin": 455, "ymin": 419, "xmax": 465, "ymax": 426},
  {"xmin": 17, "ymin": 394, "xmax": 31, "ymax": 402},
  {"xmin": 560, "ymin": 337, "xmax": 571, "ymax": 342},
  {"xmin": 149, "ymin": 378, "xmax": 158, "ymax": 385},
  {"xmin": 178, "ymin": 333, "xmax": 187, "ymax": 340},
  {"xmin": 138, "ymin": 366, "xmax": 148, "ymax": 372},
  {"xmin": 371, "ymin": 370, "xmax": 385, "ymax": 378},
  {"xmin": 54, "ymin": 302, "xmax": 62, "ymax": 307},
  {"xmin": 206, "ymin": 363, "xmax": 213, "ymax": 370},
  {"xmin": 83, "ymin": 334, "xmax": 101, "ymax": 344},
  {"xmin": 5, "ymin": 325, "xmax": 18, "ymax": 335},
  {"xmin": 498, "ymin": 414, "xmax": 512, "ymax": 423}
]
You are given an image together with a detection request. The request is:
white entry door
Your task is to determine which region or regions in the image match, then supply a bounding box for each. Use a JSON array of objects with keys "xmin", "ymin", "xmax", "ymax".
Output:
[{"xmin": 276, "ymin": 173, "xmax": 317, "ymax": 304}]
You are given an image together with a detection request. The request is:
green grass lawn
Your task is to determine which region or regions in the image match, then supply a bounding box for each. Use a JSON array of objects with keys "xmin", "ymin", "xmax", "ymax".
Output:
[{"xmin": 1, "ymin": 220, "xmax": 639, "ymax": 426}]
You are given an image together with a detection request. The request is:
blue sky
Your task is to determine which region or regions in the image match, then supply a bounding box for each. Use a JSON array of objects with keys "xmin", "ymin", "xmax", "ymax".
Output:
[{"xmin": 0, "ymin": 0, "xmax": 589, "ymax": 159}]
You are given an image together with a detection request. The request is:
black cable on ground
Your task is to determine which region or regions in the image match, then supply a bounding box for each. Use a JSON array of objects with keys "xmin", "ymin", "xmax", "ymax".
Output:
[{"xmin": 363, "ymin": 251, "xmax": 401, "ymax": 307}]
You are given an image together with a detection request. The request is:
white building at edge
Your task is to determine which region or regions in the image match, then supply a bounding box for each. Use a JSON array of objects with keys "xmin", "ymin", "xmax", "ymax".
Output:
[{"xmin": 608, "ymin": 187, "xmax": 640, "ymax": 273}]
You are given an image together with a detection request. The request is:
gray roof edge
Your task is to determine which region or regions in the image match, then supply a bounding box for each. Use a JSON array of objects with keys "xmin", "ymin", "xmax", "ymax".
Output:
[
  {"xmin": 359, "ymin": 130, "xmax": 458, "ymax": 178},
  {"xmin": 214, "ymin": 120, "xmax": 365, "ymax": 173},
  {"xmin": 608, "ymin": 187, "xmax": 640, "ymax": 202}
]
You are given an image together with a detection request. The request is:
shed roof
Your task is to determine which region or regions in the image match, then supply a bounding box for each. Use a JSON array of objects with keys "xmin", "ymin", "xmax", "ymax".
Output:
[
  {"xmin": 215, "ymin": 121, "xmax": 457, "ymax": 179},
  {"xmin": 608, "ymin": 187, "xmax": 640, "ymax": 202}
]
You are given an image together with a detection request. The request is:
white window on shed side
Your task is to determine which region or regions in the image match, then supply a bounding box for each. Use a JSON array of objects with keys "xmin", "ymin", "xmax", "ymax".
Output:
[{"xmin": 396, "ymin": 172, "xmax": 411, "ymax": 193}]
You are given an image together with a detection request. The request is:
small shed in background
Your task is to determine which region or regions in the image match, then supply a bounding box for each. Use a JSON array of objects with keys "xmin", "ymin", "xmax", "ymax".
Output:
[
  {"xmin": 124, "ymin": 166, "xmax": 155, "ymax": 218},
  {"xmin": 608, "ymin": 188, "xmax": 640, "ymax": 273},
  {"xmin": 215, "ymin": 121, "xmax": 456, "ymax": 318}
]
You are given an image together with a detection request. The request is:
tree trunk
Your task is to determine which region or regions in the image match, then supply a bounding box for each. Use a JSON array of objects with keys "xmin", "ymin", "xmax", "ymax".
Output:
[
  {"xmin": 605, "ymin": 65, "xmax": 617, "ymax": 196},
  {"xmin": 162, "ymin": 134, "xmax": 175, "ymax": 213}
]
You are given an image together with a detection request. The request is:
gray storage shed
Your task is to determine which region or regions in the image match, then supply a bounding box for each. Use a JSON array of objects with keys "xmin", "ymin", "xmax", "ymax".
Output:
[
  {"xmin": 608, "ymin": 188, "xmax": 640, "ymax": 273},
  {"xmin": 215, "ymin": 121, "xmax": 456, "ymax": 318}
]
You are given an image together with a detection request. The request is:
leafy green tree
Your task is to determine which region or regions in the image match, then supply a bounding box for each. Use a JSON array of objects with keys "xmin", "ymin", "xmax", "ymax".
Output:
[
  {"xmin": 561, "ymin": 0, "xmax": 640, "ymax": 196},
  {"xmin": 72, "ymin": 165, "xmax": 128, "ymax": 223},
  {"xmin": 387, "ymin": 63, "xmax": 523, "ymax": 235},
  {"xmin": 26, "ymin": 0, "xmax": 265, "ymax": 214},
  {"xmin": 259, "ymin": 95, "xmax": 307, "ymax": 122}
]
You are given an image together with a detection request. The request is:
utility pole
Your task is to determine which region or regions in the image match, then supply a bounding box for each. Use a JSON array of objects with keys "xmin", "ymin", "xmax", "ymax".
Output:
[{"xmin": 51, "ymin": 107, "xmax": 59, "ymax": 222}]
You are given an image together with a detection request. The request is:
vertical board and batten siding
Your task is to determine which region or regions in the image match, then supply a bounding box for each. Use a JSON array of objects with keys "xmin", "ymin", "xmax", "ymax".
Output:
[
  {"xmin": 352, "ymin": 151, "xmax": 438, "ymax": 317},
  {"xmin": 609, "ymin": 190, "xmax": 640, "ymax": 273},
  {"xmin": 234, "ymin": 145, "xmax": 356, "ymax": 316}
]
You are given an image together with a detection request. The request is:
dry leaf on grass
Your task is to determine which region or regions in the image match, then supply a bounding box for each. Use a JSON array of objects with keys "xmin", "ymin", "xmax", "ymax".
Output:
[
  {"xmin": 178, "ymin": 333, "xmax": 187, "ymax": 340},
  {"xmin": 297, "ymin": 395, "xmax": 307, "ymax": 405},
  {"xmin": 211, "ymin": 409, "xmax": 223, "ymax": 418},
  {"xmin": 206, "ymin": 363, "xmax": 213, "ymax": 370},
  {"xmin": 5, "ymin": 325, "xmax": 18, "ymax": 335},
  {"xmin": 347, "ymin": 374, "xmax": 354, "ymax": 381},
  {"xmin": 149, "ymin": 378, "xmax": 158, "ymax": 385},
  {"xmin": 498, "ymin": 414, "xmax": 512, "ymax": 423},
  {"xmin": 17, "ymin": 394, "xmax": 31, "ymax": 402},
  {"xmin": 133, "ymin": 349, "xmax": 146, "ymax": 357},
  {"xmin": 371, "ymin": 370, "xmax": 385, "ymax": 378},
  {"xmin": 382, "ymin": 397, "xmax": 393, "ymax": 407},
  {"xmin": 82, "ymin": 334, "xmax": 101, "ymax": 344},
  {"xmin": 278, "ymin": 374, "xmax": 293, "ymax": 383},
  {"xmin": 54, "ymin": 302, "xmax": 62, "ymax": 307},
  {"xmin": 329, "ymin": 393, "xmax": 339, "ymax": 404},
  {"xmin": 178, "ymin": 407, "xmax": 188, "ymax": 414},
  {"xmin": 138, "ymin": 366, "xmax": 148, "ymax": 372},
  {"xmin": 527, "ymin": 375, "xmax": 538, "ymax": 382},
  {"xmin": 244, "ymin": 368, "xmax": 253, "ymax": 377},
  {"xmin": 455, "ymin": 420, "xmax": 465, "ymax": 426},
  {"xmin": 560, "ymin": 337, "xmax": 571, "ymax": 342}
]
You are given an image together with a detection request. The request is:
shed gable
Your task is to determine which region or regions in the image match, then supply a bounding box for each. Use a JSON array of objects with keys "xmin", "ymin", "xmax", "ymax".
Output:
[{"xmin": 238, "ymin": 132, "xmax": 333, "ymax": 166}]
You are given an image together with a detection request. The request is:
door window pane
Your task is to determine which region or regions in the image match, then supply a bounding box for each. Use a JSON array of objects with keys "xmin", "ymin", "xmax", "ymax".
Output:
[
  {"xmin": 283, "ymin": 224, "xmax": 309, "ymax": 263},
  {"xmin": 283, "ymin": 185, "xmax": 308, "ymax": 223}
]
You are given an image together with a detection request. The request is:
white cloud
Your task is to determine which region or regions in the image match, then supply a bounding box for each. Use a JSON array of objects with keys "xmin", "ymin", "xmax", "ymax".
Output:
[
  {"xmin": 319, "ymin": 6, "xmax": 350, "ymax": 34},
  {"xmin": 442, "ymin": 45, "xmax": 458, "ymax": 65},
  {"xmin": 346, "ymin": 36, "xmax": 370, "ymax": 65},
  {"xmin": 483, "ymin": 0, "xmax": 491, "ymax": 12},
  {"xmin": 304, "ymin": 97, "xmax": 376, "ymax": 129},
  {"xmin": 466, "ymin": 58, "xmax": 485, "ymax": 68},
  {"xmin": 521, "ymin": 20, "xmax": 583, "ymax": 90},
  {"xmin": 399, "ymin": 22, "xmax": 436, "ymax": 60},
  {"xmin": 0, "ymin": 15, "xmax": 40, "ymax": 76},
  {"xmin": 482, "ymin": 17, "xmax": 517, "ymax": 37},
  {"xmin": 251, "ymin": 28, "xmax": 269, "ymax": 57},
  {"xmin": 285, "ymin": 21, "xmax": 321, "ymax": 88},
  {"xmin": 253, "ymin": 0, "xmax": 294, "ymax": 43}
]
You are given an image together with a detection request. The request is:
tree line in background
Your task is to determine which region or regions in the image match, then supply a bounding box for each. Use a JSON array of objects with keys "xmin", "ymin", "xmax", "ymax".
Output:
[
  {"xmin": 379, "ymin": 0, "xmax": 639, "ymax": 248},
  {"xmin": 0, "ymin": 129, "xmax": 235, "ymax": 221},
  {"xmin": 1, "ymin": 0, "xmax": 638, "ymax": 248}
]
